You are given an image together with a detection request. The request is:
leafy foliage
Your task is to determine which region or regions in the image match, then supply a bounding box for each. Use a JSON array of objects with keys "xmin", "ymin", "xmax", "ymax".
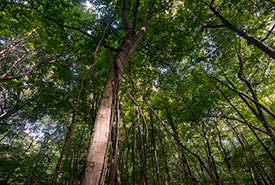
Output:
[{"xmin": 0, "ymin": 0, "xmax": 274, "ymax": 184}]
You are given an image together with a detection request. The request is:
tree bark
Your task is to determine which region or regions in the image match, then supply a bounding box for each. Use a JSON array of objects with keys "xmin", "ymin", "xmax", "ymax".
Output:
[
  {"xmin": 81, "ymin": 9, "xmax": 148, "ymax": 183},
  {"xmin": 109, "ymin": 99, "xmax": 120, "ymax": 185}
]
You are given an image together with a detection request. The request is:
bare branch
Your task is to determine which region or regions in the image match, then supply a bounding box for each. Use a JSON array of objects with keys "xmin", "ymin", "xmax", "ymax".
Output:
[
  {"xmin": 210, "ymin": 115, "xmax": 273, "ymax": 136},
  {"xmin": 0, "ymin": 43, "xmax": 77, "ymax": 80},
  {"xmin": 261, "ymin": 24, "xmax": 275, "ymax": 42},
  {"xmin": 0, "ymin": 29, "xmax": 36, "ymax": 57},
  {"xmin": 208, "ymin": 76, "xmax": 275, "ymax": 162},
  {"xmin": 1, "ymin": 51, "xmax": 30, "ymax": 77},
  {"xmin": 0, "ymin": 57, "xmax": 56, "ymax": 80}
]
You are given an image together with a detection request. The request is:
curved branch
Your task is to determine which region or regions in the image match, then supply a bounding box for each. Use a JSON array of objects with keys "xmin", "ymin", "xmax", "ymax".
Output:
[
  {"xmin": 51, "ymin": 24, "xmax": 108, "ymax": 185},
  {"xmin": 1, "ymin": 51, "xmax": 30, "ymax": 77},
  {"xmin": 0, "ymin": 57, "xmax": 56, "ymax": 80}
]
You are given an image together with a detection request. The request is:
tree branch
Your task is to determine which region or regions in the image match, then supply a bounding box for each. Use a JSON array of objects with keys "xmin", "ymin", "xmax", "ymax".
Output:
[
  {"xmin": 207, "ymin": 4, "xmax": 275, "ymax": 59},
  {"xmin": 201, "ymin": 24, "xmax": 225, "ymax": 31},
  {"xmin": 261, "ymin": 24, "xmax": 275, "ymax": 42},
  {"xmin": 209, "ymin": 115, "xmax": 273, "ymax": 136},
  {"xmin": 133, "ymin": 0, "xmax": 140, "ymax": 29},
  {"xmin": 121, "ymin": 1, "xmax": 131, "ymax": 30},
  {"xmin": 51, "ymin": 24, "xmax": 108, "ymax": 185},
  {"xmin": 0, "ymin": 57, "xmax": 57, "ymax": 80},
  {"xmin": 210, "ymin": 75, "xmax": 275, "ymax": 118},
  {"xmin": 28, "ymin": 1, "xmax": 117, "ymax": 52}
]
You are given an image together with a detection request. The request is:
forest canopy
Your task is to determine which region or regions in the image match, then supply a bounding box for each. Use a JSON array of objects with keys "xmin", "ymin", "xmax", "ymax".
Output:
[{"xmin": 0, "ymin": 0, "xmax": 274, "ymax": 185}]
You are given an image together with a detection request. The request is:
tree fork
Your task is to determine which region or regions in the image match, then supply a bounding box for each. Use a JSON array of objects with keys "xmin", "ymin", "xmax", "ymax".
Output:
[{"xmin": 82, "ymin": 6, "xmax": 148, "ymax": 183}]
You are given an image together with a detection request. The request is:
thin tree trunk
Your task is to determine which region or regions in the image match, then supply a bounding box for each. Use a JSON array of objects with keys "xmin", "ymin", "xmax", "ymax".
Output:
[
  {"xmin": 157, "ymin": 124, "xmax": 172, "ymax": 185},
  {"xmin": 30, "ymin": 134, "xmax": 49, "ymax": 185},
  {"xmin": 213, "ymin": 120, "xmax": 237, "ymax": 184},
  {"xmin": 109, "ymin": 99, "xmax": 120, "ymax": 185},
  {"xmin": 126, "ymin": 82, "xmax": 149, "ymax": 185},
  {"xmin": 166, "ymin": 110, "xmax": 195, "ymax": 183},
  {"xmin": 227, "ymin": 120, "xmax": 258, "ymax": 185},
  {"xmin": 259, "ymin": 164, "xmax": 275, "ymax": 185},
  {"xmin": 201, "ymin": 121, "xmax": 222, "ymax": 185},
  {"xmin": 132, "ymin": 120, "xmax": 136, "ymax": 185},
  {"xmin": 136, "ymin": 106, "xmax": 145, "ymax": 182},
  {"xmin": 236, "ymin": 51, "xmax": 275, "ymax": 142},
  {"xmin": 121, "ymin": 106, "xmax": 130, "ymax": 185},
  {"xmin": 209, "ymin": 76, "xmax": 275, "ymax": 162},
  {"xmin": 147, "ymin": 103, "xmax": 218, "ymax": 185},
  {"xmin": 4, "ymin": 136, "xmax": 36, "ymax": 184},
  {"xmin": 73, "ymin": 125, "xmax": 86, "ymax": 184},
  {"xmin": 150, "ymin": 112, "xmax": 161, "ymax": 185}
]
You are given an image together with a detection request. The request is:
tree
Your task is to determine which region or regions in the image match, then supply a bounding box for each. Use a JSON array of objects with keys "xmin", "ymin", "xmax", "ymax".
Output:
[{"xmin": 0, "ymin": 0, "xmax": 274, "ymax": 185}]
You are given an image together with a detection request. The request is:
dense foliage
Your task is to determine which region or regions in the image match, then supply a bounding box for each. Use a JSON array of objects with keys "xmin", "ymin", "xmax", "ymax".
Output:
[{"xmin": 0, "ymin": 0, "xmax": 274, "ymax": 184}]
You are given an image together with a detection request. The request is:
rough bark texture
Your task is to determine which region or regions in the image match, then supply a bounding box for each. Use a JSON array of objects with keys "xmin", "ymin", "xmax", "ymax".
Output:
[{"xmin": 82, "ymin": 62, "xmax": 115, "ymax": 185}]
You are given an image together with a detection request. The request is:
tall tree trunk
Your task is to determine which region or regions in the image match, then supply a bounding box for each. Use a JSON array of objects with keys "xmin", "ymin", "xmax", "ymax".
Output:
[
  {"xmin": 166, "ymin": 110, "xmax": 195, "ymax": 182},
  {"xmin": 109, "ymin": 99, "xmax": 120, "ymax": 185},
  {"xmin": 150, "ymin": 112, "xmax": 161, "ymax": 185},
  {"xmin": 227, "ymin": 120, "xmax": 258, "ymax": 185},
  {"xmin": 201, "ymin": 121, "xmax": 222, "ymax": 185},
  {"xmin": 81, "ymin": 7, "xmax": 148, "ymax": 183},
  {"xmin": 157, "ymin": 123, "xmax": 172, "ymax": 185}
]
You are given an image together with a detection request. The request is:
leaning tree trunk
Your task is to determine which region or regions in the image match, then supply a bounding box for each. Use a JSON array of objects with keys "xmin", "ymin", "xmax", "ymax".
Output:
[{"xmin": 81, "ymin": 7, "xmax": 148, "ymax": 183}]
